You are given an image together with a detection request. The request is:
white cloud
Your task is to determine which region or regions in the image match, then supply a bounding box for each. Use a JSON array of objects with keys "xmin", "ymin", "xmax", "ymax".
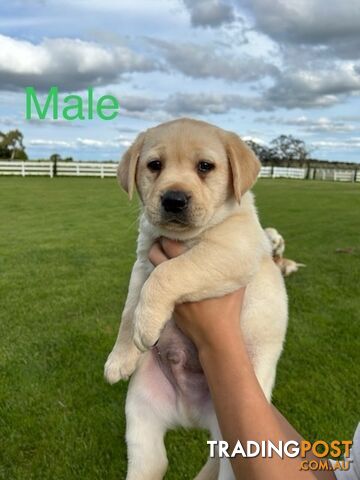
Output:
[
  {"xmin": 164, "ymin": 92, "xmax": 252, "ymax": 114},
  {"xmin": 120, "ymin": 95, "xmax": 160, "ymax": 112},
  {"xmin": 29, "ymin": 137, "xmax": 130, "ymax": 149},
  {"xmin": 0, "ymin": 34, "xmax": 157, "ymax": 92},
  {"xmin": 311, "ymin": 138, "xmax": 360, "ymax": 149},
  {"xmin": 255, "ymin": 115, "xmax": 358, "ymax": 133},
  {"xmin": 290, "ymin": 117, "xmax": 356, "ymax": 133},
  {"xmin": 29, "ymin": 139, "xmax": 74, "ymax": 147},
  {"xmin": 242, "ymin": 135, "xmax": 267, "ymax": 145},
  {"xmin": 236, "ymin": 0, "xmax": 360, "ymax": 65},
  {"xmin": 150, "ymin": 38, "xmax": 277, "ymax": 82},
  {"xmin": 244, "ymin": 0, "xmax": 360, "ymax": 50},
  {"xmin": 264, "ymin": 63, "xmax": 360, "ymax": 109}
]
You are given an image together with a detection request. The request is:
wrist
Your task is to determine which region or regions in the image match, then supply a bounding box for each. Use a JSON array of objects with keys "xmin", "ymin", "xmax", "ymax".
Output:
[{"xmin": 197, "ymin": 327, "xmax": 246, "ymax": 365}]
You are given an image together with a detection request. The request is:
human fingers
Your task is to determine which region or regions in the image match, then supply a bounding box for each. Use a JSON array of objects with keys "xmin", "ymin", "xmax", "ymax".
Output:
[
  {"xmin": 160, "ymin": 238, "xmax": 187, "ymax": 258},
  {"xmin": 148, "ymin": 241, "xmax": 169, "ymax": 266}
]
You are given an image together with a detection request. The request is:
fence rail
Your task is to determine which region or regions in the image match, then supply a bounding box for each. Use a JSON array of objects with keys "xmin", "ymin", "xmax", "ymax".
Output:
[
  {"xmin": 259, "ymin": 166, "xmax": 308, "ymax": 179},
  {"xmin": 0, "ymin": 161, "xmax": 359, "ymax": 182}
]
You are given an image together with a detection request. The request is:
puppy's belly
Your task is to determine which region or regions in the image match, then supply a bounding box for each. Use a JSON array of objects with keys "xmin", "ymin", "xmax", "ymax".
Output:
[{"xmin": 153, "ymin": 319, "xmax": 210, "ymax": 409}]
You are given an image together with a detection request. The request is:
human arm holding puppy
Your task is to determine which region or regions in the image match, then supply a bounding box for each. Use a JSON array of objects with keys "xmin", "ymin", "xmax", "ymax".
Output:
[{"xmin": 149, "ymin": 239, "xmax": 335, "ymax": 480}]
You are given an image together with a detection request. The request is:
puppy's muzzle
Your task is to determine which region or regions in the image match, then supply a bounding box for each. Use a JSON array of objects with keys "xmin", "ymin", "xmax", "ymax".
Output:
[{"xmin": 161, "ymin": 190, "xmax": 190, "ymax": 214}]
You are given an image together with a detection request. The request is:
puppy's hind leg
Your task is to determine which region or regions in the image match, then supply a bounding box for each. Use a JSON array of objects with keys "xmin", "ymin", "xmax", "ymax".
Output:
[
  {"xmin": 125, "ymin": 353, "xmax": 177, "ymax": 480},
  {"xmin": 126, "ymin": 413, "xmax": 167, "ymax": 480},
  {"xmin": 201, "ymin": 415, "xmax": 234, "ymax": 480},
  {"xmin": 253, "ymin": 342, "xmax": 285, "ymax": 401}
]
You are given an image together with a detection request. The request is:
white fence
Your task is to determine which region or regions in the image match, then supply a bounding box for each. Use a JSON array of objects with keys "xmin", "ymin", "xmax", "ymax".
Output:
[
  {"xmin": 0, "ymin": 161, "xmax": 55, "ymax": 177},
  {"xmin": 0, "ymin": 161, "xmax": 117, "ymax": 178},
  {"xmin": 259, "ymin": 166, "xmax": 307, "ymax": 179},
  {"xmin": 259, "ymin": 166, "xmax": 359, "ymax": 181},
  {"xmin": 0, "ymin": 161, "xmax": 359, "ymax": 182},
  {"xmin": 54, "ymin": 161, "xmax": 117, "ymax": 178}
]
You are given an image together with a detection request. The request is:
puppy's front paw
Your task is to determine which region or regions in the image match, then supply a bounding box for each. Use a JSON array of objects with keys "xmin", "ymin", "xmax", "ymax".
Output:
[
  {"xmin": 133, "ymin": 323, "xmax": 159, "ymax": 352},
  {"xmin": 104, "ymin": 350, "xmax": 139, "ymax": 384},
  {"xmin": 133, "ymin": 307, "xmax": 161, "ymax": 352}
]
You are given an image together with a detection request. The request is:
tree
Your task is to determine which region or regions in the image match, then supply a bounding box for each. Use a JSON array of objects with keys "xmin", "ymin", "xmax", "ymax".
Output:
[
  {"xmin": 50, "ymin": 153, "xmax": 62, "ymax": 177},
  {"xmin": 0, "ymin": 132, "xmax": 7, "ymax": 158},
  {"xmin": 245, "ymin": 140, "xmax": 273, "ymax": 164},
  {"xmin": 12, "ymin": 148, "xmax": 28, "ymax": 160},
  {"xmin": 270, "ymin": 135, "xmax": 311, "ymax": 166},
  {"xmin": 49, "ymin": 154, "xmax": 73, "ymax": 162},
  {"xmin": 0, "ymin": 129, "xmax": 28, "ymax": 160},
  {"xmin": 50, "ymin": 153, "xmax": 61, "ymax": 163}
]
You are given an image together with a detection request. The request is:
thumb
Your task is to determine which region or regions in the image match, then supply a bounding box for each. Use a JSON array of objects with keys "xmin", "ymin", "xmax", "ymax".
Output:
[{"xmin": 160, "ymin": 238, "xmax": 187, "ymax": 259}]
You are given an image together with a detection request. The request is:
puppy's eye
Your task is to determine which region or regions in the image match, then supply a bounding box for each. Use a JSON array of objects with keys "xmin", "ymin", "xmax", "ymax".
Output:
[
  {"xmin": 198, "ymin": 161, "xmax": 215, "ymax": 174},
  {"xmin": 147, "ymin": 160, "xmax": 162, "ymax": 172}
]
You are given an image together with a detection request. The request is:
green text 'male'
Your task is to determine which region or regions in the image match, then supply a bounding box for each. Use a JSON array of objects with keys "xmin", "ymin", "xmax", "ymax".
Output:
[{"xmin": 25, "ymin": 87, "xmax": 120, "ymax": 121}]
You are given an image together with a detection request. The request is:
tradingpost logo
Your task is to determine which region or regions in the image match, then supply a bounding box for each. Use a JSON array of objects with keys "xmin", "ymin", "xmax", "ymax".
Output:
[{"xmin": 207, "ymin": 439, "xmax": 353, "ymax": 472}]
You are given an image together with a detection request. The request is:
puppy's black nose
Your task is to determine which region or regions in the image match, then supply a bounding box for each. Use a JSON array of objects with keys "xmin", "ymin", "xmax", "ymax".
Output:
[{"xmin": 161, "ymin": 190, "xmax": 190, "ymax": 213}]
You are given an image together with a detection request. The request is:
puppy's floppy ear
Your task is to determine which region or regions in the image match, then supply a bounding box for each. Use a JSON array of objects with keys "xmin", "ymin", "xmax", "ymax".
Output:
[
  {"xmin": 221, "ymin": 131, "xmax": 261, "ymax": 202},
  {"xmin": 117, "ymin": 132, "xmax": 145, "ymax": 199}
]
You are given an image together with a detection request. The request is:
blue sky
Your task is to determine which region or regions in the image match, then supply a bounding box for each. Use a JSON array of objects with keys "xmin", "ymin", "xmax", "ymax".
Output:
[{"xmin": 1, "ymin": 0, "xmax": 360, "ymax": 162}]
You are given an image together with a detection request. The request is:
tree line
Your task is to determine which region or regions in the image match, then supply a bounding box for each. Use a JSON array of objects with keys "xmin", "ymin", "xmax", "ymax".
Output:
[
  {"xmin": 0, "ymin": 128, "xmax": 357, "ymax": 169},
  {"xmin": 0, "ymin": 130, "xmax": 72, "ymax": 162},
  {"xmin": 245, "ymin": 136, "xmax": 357, "ymax": 169},
  {"xmin": 246, "ymin": 135, "xmax": 312, "ymax": 167}
]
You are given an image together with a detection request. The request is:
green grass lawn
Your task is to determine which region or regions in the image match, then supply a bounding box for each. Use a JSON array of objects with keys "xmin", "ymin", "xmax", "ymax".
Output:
[{"xmin": 0, "ymin": 177, "xmax": 359, "ymax": 479}]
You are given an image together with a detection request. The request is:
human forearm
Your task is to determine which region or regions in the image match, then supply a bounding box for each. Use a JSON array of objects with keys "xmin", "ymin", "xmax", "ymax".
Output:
[{"xmin": 198, "ymin": 329, "xmax": 331, "ymax": 480}]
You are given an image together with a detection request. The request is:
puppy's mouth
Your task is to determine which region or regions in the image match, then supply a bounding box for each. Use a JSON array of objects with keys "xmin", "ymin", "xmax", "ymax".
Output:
[
  {"xmin": 160, "ymin": 214, "xmax": 190, "ymax": 228},
  {"xmin": 144, "ymin": 204, "xmax": 208, "ymax": 231}
]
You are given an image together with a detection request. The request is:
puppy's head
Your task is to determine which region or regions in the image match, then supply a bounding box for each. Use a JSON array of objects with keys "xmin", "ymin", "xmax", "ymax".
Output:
[
  {"xmin": 118, "ymin": 118, "xmax": 260, "ymax": 232},
  {"xmin": 264, "ymin": 227, "xmax": 285, "ymax": 257}
]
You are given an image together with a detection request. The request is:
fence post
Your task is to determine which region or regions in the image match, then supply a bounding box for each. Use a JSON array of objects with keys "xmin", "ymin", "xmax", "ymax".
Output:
[
  {"xmin": 49, "ymin": 162, "xmax": 53, "ymax": 178},
  {"xmin": 354, "ymin": 169, "xmax": 358, "ymax": 182},
  {"xmin": 271, "ymin": 165, "xmax": 275, "ymax": 178},
  {"xmin": 53, "ymin": 158, "xmax": 58, "ymax": 178},
  {"xmin": 100, "ymin": 164, "xmax": 104, "ymax": 179},
  {"xmin": 76, "ymin": 164, "xmax": 80, "ymax": 176},
  {"xmin": 21, "ymin": 161, "xmax": 25, "ymax": 177}
]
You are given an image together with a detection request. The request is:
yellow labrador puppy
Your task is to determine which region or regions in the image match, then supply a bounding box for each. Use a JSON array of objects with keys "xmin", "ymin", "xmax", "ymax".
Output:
[{"xmin": 105, "ymin": 118, "xmax": 288, "ymax": 480}]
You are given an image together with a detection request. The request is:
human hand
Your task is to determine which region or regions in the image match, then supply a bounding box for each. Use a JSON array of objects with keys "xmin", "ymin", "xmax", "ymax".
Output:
[{"xmin": 148, "ymin": 239, "xmax": 245, "ymax": 351}]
